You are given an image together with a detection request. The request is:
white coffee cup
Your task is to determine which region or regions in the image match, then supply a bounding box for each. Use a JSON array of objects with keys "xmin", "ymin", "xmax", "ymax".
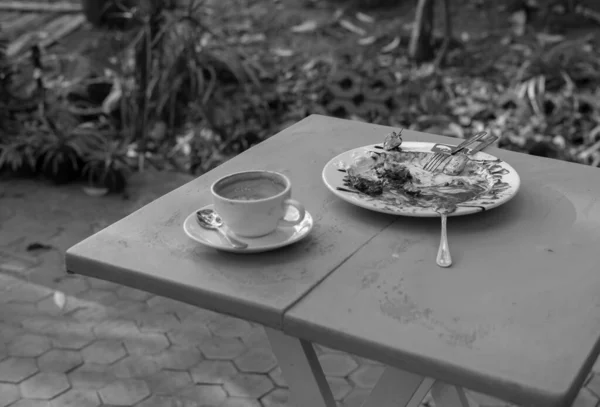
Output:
[{"xmin": 211, "ymin": 170, "xmax": 306, "ymax": 238}]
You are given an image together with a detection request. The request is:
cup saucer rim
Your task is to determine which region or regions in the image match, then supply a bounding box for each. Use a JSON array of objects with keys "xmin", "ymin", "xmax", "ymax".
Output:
[{"xmin": 183, "ymin": 204, "xmax": 313, "ymax": 253}]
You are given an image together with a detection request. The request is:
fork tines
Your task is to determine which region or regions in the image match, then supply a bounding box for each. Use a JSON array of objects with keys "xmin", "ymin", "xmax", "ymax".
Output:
[
  {"xmin": 424, "ymin": 131, "xmax": 488, "ymax": 172},
  {"xmin": 424, "ymin": 152, "xmax": 452, "ymax": 172}
]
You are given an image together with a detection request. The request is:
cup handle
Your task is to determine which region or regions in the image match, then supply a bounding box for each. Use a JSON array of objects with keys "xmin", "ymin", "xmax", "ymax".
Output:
[{"xmin": 279, "ymin": 199, "xmax": 306, "ymax": 227}]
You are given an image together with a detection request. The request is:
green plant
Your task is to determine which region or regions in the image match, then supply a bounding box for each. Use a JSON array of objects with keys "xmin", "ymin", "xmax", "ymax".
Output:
[
  {"xmin": 0, "ymin": 132, "xmax": 41, "ymax": 176},
  {"xmin": 36, "ymin": 122, "xmax": 94, "ymax": 185},
  {"xmin": 82, "ymin": 134, "xmax": 130, "ymax": 193},
  {"xmin": 0, "ymin": 25, "xmax": 10, "ymax": 89},
  {"xmin": 116, "ymin": 0, "xmax": 261, "ymax": 162}
]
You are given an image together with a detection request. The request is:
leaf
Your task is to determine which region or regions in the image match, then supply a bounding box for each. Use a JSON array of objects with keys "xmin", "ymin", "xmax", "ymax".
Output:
[
  {"xmin": 447, "ymin": 123, "xmax": 465, "ymax": 138},
  {"xmin": 239, "ymin": 33, "xmax": 266, "ymax": 44},
  {"xmin": 510, "ymin": 10, "xmax": 527, "ymax": 37},
  {"xmin": 356, "ymin": 12, "xmax": 374, "ymax": 23},
  {"xmin": 102, "ymin": 81, "xmax": 122, "ymax": 114},
  {"xmin": 272, "ymin": 48, "xmax": 294, "ymax": 57},
  {"xmin": 26, "ymin": 242, "xmax": 53, "ymax": 252},
  {"xmin": 339, "ymin": 19, "xmax": 366, "ymax": 36},
  {"xmin": 53, "ymin": 291, "xmax": 67, "ymax": 310},
  {"xmin": 381, "ymin": 37, "xmax": 400, "ymax": 53},
  {"xmin": 332, "ymin": 8, "xmax": 344, "ymax": 22},
  {"xmin": 536, "ymin": 33, "xmax": 565, "ymax": 45},
  {"xmin": 358, "ymin": 36, "xmax": 377, "ymax": 46},
  {"xmin": 291, "ymin": 20, "xmax": 318, "ymax": 33}
]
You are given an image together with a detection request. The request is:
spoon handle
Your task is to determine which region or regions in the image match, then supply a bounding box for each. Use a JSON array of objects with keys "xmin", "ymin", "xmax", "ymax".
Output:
[
  {"xmin": 217, "ymin": 227, "xmax": 248, "ymax": 249},
  {"xmin": 436, "ymin": 214, "xmax": 452, "ymax": 268}
]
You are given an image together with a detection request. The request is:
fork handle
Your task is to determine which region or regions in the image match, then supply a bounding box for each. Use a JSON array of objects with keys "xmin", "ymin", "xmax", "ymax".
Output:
[
  {"xmin": 451, "ymin": 131, "xmax": 487, "ymax": 155},
  {"xmin": 467, "ymin": 135, "xmax": 498, "ymax": 155},
  {"xmin": 436, "ymin": 214, "xmax": 452, "ymax": 268}
]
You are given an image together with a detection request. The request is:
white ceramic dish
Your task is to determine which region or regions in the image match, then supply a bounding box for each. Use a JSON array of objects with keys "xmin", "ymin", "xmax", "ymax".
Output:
[
  {"xmin": 322, "ymin": 141, "xmax": 521, "ymax": 217},
  {"xmin": 183, "ymin": 204, "xmax": 314, "ymax": 253}
]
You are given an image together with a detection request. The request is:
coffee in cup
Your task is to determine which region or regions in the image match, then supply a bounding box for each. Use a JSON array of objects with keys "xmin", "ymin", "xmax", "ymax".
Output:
[{"xmin": 211, "ymin": 170, "xmax": 306, "ymax": 238}]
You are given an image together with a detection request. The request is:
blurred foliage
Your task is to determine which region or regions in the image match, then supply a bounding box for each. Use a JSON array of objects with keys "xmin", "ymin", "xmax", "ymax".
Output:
[{"xmin": 1, "ymin": 0, "xmax": 600, "ymax": 191}]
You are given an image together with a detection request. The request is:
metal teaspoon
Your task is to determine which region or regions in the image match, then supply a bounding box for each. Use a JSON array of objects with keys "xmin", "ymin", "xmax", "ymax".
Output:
[{"xmin": 196, "ymin": 209, "xmax": 248, "ymax": 249}]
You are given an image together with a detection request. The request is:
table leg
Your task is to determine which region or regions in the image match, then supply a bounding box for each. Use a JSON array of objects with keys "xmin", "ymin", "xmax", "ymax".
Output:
[
  {"xmin": 431, "ymin": 381, "xmax": 479, "ymax": 407},
  {"xmin": 266, "ymin": 328, "xmax": 480, "ymax": 407},
  {"xmin": 361, "ymin": 367, "xmax": 435, "ymax": 407},
  {"xmin": 265, "ymin": 328, "xmax": 337, "ymax": 407}
]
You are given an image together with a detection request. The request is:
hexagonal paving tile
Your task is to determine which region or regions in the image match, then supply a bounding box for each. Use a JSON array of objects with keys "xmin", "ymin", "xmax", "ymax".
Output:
[
  {"xmin": 153, "ymin": 347, "xmax": 203, "ymax": 371},
  {"xmin": 36, "ymin": 295, "xmax": 74, "ymax": 316},
  {"xmin": 268, "ymin": 367, "xmax": 286, "ymax": 388},
  {"xmin": 110, "ymin": 355, "xmax": 162, "ymax": 379},
  {"xmin": 7, "ymin": 400, "xmax": 51, "ymax": 407},
  {"xmin": 82, "ymin": 340, "xmax": 127, "ymax": 364},
  {"xmin": 571, "ymin": 388, "xmax": 599, "ymax": 407},
  {"xmin": 8, "ymin": 334, "xmax": 51, "ymax": 357},
  {"xmin": 3, "ymin": 282, "xmax": 53, "ymax": 303},
  {"xmin": 0, "ymin": 383, "xmax": 19, "ymax": 407},
  {"xmin": 261, "ymin": 388, "xmax": 292, "ymax": 407},
  {"xmin": 135, "ymin": 312, "xmax": 181, "ymax": 333},
  {"xmin": 146, "ymin": 296, "xmax": 198, "ymax": 319},
  {"xmin": 0, "ymin": 343, "xmax": 7, "ymax": 362},
  {"xmin": 199, "ymin": 337, "xmax": 246, "ymax": 360},
  {"xmin": 86, "ymin": 278, "xmax": 120, "ymax": 291},
  {"xmin": 223, "ymin": 373, "xmax": 274, "ymax": 399},
  {"xmin": 0, "ymin": 323, "xmax": 26, "ymax": 344},
  {"xmin": 20, "ymin": 372, "xmax": 70, "ymax": 399},
  {"xmin": 179, "ymin": 384, "xmax": 228, "ymax": 405},
  {"xmin": 2, "ymin": 303, "xmax": 39, "ymax": 322},
  {"xmin": 220, "ymin": 397, "xmax": 262, "ymax": 407},
  {"xmin": 341, "ymin": 388, "xmax": 371, "ymax": 407},
  {"xmin": 144, "ymin": 370, "xmax": 192, "ymax": 395},
  {"xmin": 67, "ymin": 363, "xmax": 115, "ymax": 390},
  {"xmin": 208, "ymin": 316, "xmax": 252, "ymax": 338},
  {"xmin": 137, "ymin": 395, "xmax": 201, "ymax": 407},
  {"xmin": 0, "ymin": 357, "xmax": 38, "ymax": 383},
  {"xmin": 38, "ymin": 349, "xmax": 83, "ymax": 373},
  {"xmin": 48, "ymin": 320, "xmax": 94, "ymax": 339},
  {"xmin": 240, "ymin": 326, "xmax": 270, "ymax": 349},
  {"xmin": 234, "ymin": 348, "xmax": 277, "ymax": 374},
  {"xmin": 326, "ymin": 376, "xmax": 352, "ymax": 401},
  {"xmin": 70, "ymin": 306, "xmax": 110, "ymax": 322},
  {"xmin": 99, "ymin": 379, "xmax": 151, "ymax": 406},
  {"xmin": 467, "ymin": 391, "xmax": 513, "ymax": 407},
  {"xmin": 167, "ymin": 325, "xmax": 212, "ymax": 347},
  {"xmin": 315, "ymin": 344, "xmax": 344, "ymax": 355},
  {"xmin": 588, "ymin": 373, "xmax": 600, "ymax": 398},
  {"xmin": 123, "ymin": 332, "xmax": 169, "ymax": 356},
  {"xmin": 191, "ymin": 360, "xmax": 238, "ymax": 385},
  {"xmin": 109, "ymin": 299, "xmax": 147, "ymax": 318},
  {"xmin": 53, "ymin": 277, "xmax": 89, "ymax": 296},
  {"xmin": 49, "ymin": 389, "xmax": 101, "ymax": 407},
  {"xmin": 51, "ymin": 333, "xmax": 95, "ymax": 351},
  {"xmin": 348, "ymin": 364, "xmax": 385, "ymax": 388},
  {"xmin": 116, "ymin": 286, "xmax": 153, "ymax": 302},
  {"xmin": 78, "ymin": 288, "xmax": 119, "ymax": 305},
  {"xmin": 318, "ymin": 353, "xmax": 358, "ymax": 377},
  {"xmin": 93, "ymin": 319, "xmax": 140, "ymax": 340},
  {"xmin": 179, "ymin": 308, "xmax": 222, "ymax": 325},
  {"xmin": 20, "ymin": 318, "xmax": 67, "ymax": 337}
]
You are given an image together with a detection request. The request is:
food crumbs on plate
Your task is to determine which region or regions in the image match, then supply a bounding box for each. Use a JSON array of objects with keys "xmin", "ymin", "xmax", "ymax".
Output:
[
  {"xmin": 342, "ymin": 131, "xmax": 497, "ymax": 212},
  {"xmin": 383, "ymin": 129, "xmax": 403, "ymax": 151}
]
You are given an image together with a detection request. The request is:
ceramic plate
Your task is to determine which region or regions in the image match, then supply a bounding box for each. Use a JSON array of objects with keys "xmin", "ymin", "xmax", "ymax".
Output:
[
  {"xmin": 183, "ymin": 204, "xmax": 314, "ymax": 253},
  {"xmin": 322, "ymin": 142, "xmax": 520, "ymax": 217}
]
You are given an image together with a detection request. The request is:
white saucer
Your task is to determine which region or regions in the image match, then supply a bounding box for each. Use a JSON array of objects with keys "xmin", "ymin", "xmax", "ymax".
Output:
[{"xmin": 183, "ymin": 204, "xmax": 314, "ymax": 253}]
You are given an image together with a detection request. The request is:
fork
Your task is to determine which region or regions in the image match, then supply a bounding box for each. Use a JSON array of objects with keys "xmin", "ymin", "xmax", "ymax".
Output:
[{"xmin": 424, "ymin": 131, "xmax": 488, "ymax": 172}]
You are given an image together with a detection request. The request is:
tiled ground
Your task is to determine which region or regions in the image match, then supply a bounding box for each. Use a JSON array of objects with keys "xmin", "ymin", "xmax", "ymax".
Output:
[{"xmin": 0, "ymin": 176, "xmax": 598, "ymax": 407}]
